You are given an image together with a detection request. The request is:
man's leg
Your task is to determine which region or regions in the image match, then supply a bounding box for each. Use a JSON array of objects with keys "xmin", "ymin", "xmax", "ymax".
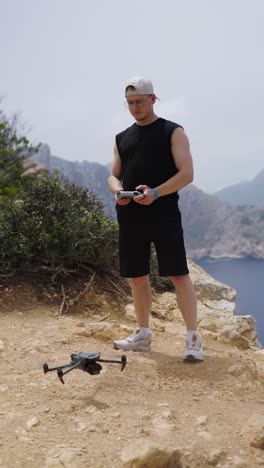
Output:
[
  {"xmin": 113, "ymin": 274, "xmax": 152, "ymax": 352},
  {"xmin": 131, "ymin": 275, "xmax": 152, "ymax": 327},
  {"xmin": 171, "ymin": 274, "xmax": 204, "ymax": 361},
  {"xmin": 170, "ymin": 274, "xmax": 197, "ymax": 330},
  {"xmin": 114, "ymin": 219, "xmax": 153, "ymax": 351}
]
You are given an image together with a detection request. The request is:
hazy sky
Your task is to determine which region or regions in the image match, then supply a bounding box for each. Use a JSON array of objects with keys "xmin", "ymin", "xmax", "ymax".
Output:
[{"xmin": 1, "ymin": 0, "xmax": 263, "ymax": 192}]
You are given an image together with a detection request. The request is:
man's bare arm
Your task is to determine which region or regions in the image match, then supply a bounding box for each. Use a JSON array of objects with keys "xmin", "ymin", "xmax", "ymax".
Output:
[
  {"xmin": 155, "ymin": 127, "xmax": 193, "ymax": 196},
  {"xmin": 135, "ymin": 127, "xmax": 194, "ymax": 205},
  {"xmin": 108, "ymin": 144, "xmax": 133, "ymax": 205},
  {"xmin": 108, "ymin": 144, "xmax": 124, "ymax": 194}
]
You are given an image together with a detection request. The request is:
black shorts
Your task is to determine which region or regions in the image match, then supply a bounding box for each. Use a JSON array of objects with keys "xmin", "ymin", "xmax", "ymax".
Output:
[{"xmin": 118, "ymin": 217, "xmax": 189, "ymax": 278}]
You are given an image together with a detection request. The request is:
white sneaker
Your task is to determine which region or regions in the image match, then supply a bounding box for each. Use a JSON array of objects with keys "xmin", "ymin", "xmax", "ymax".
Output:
[
  {"xmin": 183, "ymin": 332, "xmax": 204, "ymax": 362},
  {"xmin": 113, "ymin": 329, "xmax": 152, "ymax": 352}
]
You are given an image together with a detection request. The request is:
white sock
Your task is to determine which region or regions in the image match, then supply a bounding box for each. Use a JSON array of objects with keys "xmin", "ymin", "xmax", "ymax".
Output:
[
  {"xmin": 187, "ymin": 330, "xmax": 197, "ymax": 337},
  {"xmin": 139, "ymin": 327, "xmax": 151, "ymax": 336}
]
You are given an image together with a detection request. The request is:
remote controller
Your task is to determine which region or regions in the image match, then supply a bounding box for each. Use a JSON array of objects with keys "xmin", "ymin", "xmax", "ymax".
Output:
[{"xmin": 116, "ymin": 190, "xmax": 143, "ymax": 199}]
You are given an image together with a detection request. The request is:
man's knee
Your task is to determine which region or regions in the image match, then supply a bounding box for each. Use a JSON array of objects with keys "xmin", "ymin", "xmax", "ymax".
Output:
[
  {"xmin": 170, "ymin": 274, "xmax": 191, "ymax": 288},
  {"xmin": 131, "ymin": 275, "xmax": 149, "ymax": 287}
]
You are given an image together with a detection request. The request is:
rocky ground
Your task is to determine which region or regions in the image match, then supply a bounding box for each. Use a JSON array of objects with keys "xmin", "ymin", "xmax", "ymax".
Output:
[{"xmin": 1, "ymin": 262, "xmax": 264, "ymax": 468}]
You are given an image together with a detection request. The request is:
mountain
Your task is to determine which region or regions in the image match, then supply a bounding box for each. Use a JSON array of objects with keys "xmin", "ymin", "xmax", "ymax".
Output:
[
  {"xmin": 34, "ymin": 145, "xmax": 264, "ymax": 259},
  {"xmin": 34, "ymin": 144, "xmax": 116, "ymax": 220},
  {"xmin": 179, "ymin": 185, "xmax": 264, "ymax": 259},
  {"xmin": 215, "ymin": 169, "xmax": 264, "ymax": 207}
]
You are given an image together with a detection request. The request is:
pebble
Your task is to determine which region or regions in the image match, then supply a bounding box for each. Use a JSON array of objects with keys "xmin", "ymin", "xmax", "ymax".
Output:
[
  {"xmin": 45, "ymin": 447, "xmax": 80, "ymax": 468},
  {"xmin": 231, "ymin": 455, "xmax": 248, "ymax": 467},
  {"xmin": 87, "ymin": 426, "xmax": 96, "ymax": 432},
  {"xmin": 227, "ymin": 364, "xmax": 245, "ymax": 377},
  {"xmin": 15, "ymin": 427, "xmax": 31, "ymax": 442},
  {"xmin": 42, "ymin": 407, "xmax": 50, "ymax": 413},
  {"xmin": 0, "ymin": 385, "xmax": 9, "ymax": 393},
  {"xmin": 196, "ymin": 415, "xmax": 208, "ymax": 426},
  {"xmin": 26, "ymin": 416, "xmax": 41, "ymax": 429},
  {"xmin": 198, "ymin": 431, "xmax": 213, "ymax": 441},
  {"xmin": 207, "ymin": 448, "xmax": 225, "ymax": 466},
  {"xmin": 85, "ymin": 405, "xmax": 98, "ymax": 414},
  {"xmin": 76, "ymin": 422, "xmax": 87, "ymax": 433}
]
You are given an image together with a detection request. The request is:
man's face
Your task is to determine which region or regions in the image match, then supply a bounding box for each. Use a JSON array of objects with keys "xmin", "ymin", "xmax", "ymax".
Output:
[{"xmin": 126, "ymin": 94, "xmax": 153, "ymax": 121}]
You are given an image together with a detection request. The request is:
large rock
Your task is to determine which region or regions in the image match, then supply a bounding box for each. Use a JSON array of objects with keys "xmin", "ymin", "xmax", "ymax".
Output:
[
  {"xmin": 216, "ymin": 315, "xmax": 259, "ymax": 349},
  {"xmin": 21, "ymin": 156, "xmax": 48, "ymax": 178},
  {"xmin": 188, "ymin": 260, "xmax": 236, "ymax": 302},
  {"xmin": 120, "ymin": 439, "xmax": 182, "ymax": 467},
  {"xmin": 241, "ymin": 414, "xmax": 264, "ymax": 449},
  {"xmin": 44, "ymin": 447, "xmax": 81, "ymax": 468},
  {"xmin": 197, "ymin": 307, "xmax": 260, "ymax": 349},
  {"xmin": 186, "ymin": 261, "xmax": 260, "ymax": 348}
]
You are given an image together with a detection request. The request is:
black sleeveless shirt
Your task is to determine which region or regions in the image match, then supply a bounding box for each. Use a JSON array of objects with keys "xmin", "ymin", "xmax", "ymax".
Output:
[{"xmin": 115, "ymin": 118, "xmax": 183, "ymax": 223}]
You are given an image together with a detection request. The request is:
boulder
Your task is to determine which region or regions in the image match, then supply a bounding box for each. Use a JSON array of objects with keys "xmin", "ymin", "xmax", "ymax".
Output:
[
  {"xmin": 188, "ymin": 260, "xmax": 236, "ymax": 302},
  {"xmin": 120, "ymin": 439, "xmax": 182, "ymax": 467},
  {"xmin": 241, "ymin": 414, "xmax": 264, "ymax": 449},
  {"xmin": 125, "ymin": 304, "xmax": 137, "ymax": 322},
  {"xmin": 21, "ymin": 160, "xmax": 48, "ymax": 178}
]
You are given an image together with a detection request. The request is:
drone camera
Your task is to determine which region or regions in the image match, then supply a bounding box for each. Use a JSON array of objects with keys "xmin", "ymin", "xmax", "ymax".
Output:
[{"xmin": 87, "ymin": 362, "xmax": 102, "ymax": 375}]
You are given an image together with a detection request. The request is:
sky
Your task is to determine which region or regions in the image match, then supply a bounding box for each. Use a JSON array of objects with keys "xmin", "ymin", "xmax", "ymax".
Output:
[{"xmin": 1, "ymin": 0, "xmax": 263, "ymax": 192}]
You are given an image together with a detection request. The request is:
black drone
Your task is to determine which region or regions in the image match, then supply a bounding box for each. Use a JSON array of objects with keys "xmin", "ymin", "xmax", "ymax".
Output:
[{"xmin": 43, "ymin": 352, "xmax": 127, "ymax": 384}]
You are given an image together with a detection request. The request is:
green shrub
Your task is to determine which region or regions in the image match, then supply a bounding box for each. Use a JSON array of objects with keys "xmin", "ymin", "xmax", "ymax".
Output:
[
  {"xmin": 0, "ymin": 109, "xmax": 38, "ymax": 201},
  {"xmin": 0, "ymin": 173, "xmax": 119, "ymax": 274}
]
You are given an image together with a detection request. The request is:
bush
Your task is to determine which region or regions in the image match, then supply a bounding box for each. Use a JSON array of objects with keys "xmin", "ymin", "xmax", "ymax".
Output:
[
  {"xmin": 0, "ymin": 173, "xmax": 119, "ymax": 274},
  {"xmin": 0, "ymin": 108, "xmax": 38, "ymax": 201}
]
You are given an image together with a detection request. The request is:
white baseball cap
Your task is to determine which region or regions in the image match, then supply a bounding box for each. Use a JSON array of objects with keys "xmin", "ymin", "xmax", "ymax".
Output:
[{"xmin": 125, "ymin": 76, "xmax": 155, "ymax": 97}]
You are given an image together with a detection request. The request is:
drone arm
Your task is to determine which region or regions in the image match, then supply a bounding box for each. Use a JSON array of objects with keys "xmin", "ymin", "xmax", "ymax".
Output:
[
  {"xmin": 59, "ymin": 360, "xmax": 81, "ymax": 377},
  {"xmin": 98, "ymin": 355, "xmax": 127, "ymax": 371},
  {"xmin": 54, "ymin": 361, "xmax": 81, "ymax": 384},
  {"xmin": 43, "ymin": 362, "xmax": 75, "ymax": 374}
]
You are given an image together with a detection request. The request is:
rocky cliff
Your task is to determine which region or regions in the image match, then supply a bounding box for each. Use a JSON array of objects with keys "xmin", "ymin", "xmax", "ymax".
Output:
[{"xmin": 179, "ymin": 185, "xmax": 264, "ymax": 259}]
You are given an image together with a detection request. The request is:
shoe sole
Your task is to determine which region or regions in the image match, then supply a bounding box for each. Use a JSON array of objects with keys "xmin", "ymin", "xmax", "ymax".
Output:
[
  {"xmin": 183, "ymin": 354, "xmax": 204, "ymax": 363},
  {"xmin": 113, "ymin": 343, "xmax": 151, "ymax": 352}
]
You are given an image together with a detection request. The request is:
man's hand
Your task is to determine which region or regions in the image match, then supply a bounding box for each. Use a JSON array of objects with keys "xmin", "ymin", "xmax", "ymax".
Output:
[
  {"xmin": 134, "ymin": 185, "xmax": 155, "ymax": 205},
  {"xmin": 115, "ymin": 193, "xmax": 131, "ymax": 205}
]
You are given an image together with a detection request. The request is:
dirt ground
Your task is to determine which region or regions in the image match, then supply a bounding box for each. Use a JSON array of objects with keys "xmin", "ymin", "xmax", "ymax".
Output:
[{"xmin": 0, "ymin": 278, "xmax": 264, "ymax": 468}]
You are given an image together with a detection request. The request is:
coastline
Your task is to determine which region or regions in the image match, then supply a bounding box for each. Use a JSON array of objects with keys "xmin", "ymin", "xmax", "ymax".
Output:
[
  {"xmin": 192, "ymin": 255, "xmax": 264, "ymax": 262},
  {"xmin": 191, "ymin": 254, "xmax": 264, "ymax": 262}
]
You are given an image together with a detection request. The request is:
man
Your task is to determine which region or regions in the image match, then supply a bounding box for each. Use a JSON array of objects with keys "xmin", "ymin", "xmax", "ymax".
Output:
[{"xmin": 108, "ymin": 76, "xmax": 203, "ymax": 361}]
